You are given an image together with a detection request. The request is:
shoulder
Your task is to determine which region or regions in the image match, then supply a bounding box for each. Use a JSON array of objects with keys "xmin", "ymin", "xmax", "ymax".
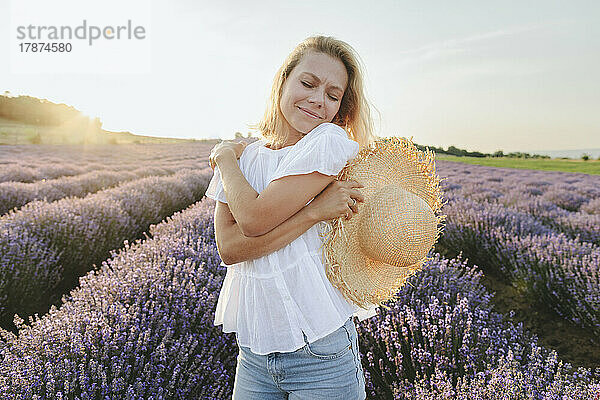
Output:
[
  {"xmin": 240, "ymin": 139, "xmax": 262, "ymax": 158},
  {"xmin": 233, "ymin": 140, "xmax": 263, "ymax": 173},
  {"xmin": 246, "ymin": 138, "xmax": 264, "ymax": 149},
  {"xmin": 308, "ymin": 122, "xmax": 350, "ymax": 139},
  {"xmin": 292, "ymin": 123, "xmax": 358, "ymax": 159}
]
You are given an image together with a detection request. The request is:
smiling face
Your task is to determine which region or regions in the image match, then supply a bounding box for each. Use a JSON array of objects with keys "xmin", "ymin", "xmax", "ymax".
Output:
[{"xmin": 278, "ymin": 51, "xmax": 348, "ymax": 144}]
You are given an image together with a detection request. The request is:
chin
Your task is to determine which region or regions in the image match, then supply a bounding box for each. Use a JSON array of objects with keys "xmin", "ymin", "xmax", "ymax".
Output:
[
  {"xmin": 291, "ymin": 120, "xmax": 313, "ymax": 135},
  {"xmin": 285, "ymin": 112, "xmax": 322, "ymax": 135}
]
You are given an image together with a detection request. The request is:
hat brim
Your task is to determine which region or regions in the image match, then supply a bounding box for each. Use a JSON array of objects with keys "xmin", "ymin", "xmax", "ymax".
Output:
[{"xmin": 319, "ymin": 136, "xmax": 447, "ymax": 310}]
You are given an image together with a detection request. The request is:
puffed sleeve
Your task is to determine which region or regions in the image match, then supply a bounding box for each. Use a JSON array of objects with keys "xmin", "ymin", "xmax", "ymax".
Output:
[
  {"xmin": 205, "ymin": 165, "xmax": 228, "ymax": 203},
  {"xmin": 268, "ymin": 123, "xmax": 359, "ymax": 185}
]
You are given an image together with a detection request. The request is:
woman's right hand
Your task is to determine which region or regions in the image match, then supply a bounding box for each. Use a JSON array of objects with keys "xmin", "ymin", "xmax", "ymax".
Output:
[
  {"xmin": 208, "ymin": 139, "xmax": 250, "ymax": 170},
  {"xmin": 306, "ymin": 179, "xmax": 365, "ymax": 222}
]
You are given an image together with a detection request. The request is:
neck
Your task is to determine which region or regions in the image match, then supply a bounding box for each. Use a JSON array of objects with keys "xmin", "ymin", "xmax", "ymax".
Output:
[{"xmin": 270, "ymin": 121, "xmax": 305, "ymax": 149}]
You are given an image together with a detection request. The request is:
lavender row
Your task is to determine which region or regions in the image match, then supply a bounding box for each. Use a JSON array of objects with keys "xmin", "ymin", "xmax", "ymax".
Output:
[
  {"xmin": 359, "ymin": 253, "xmax": 600, "ymax": 399},
  {"xmin": 391, "ymin": 344, "xmax": 600, "ymax": 399},
  {"xmin": 2, "ymin": 198, "xmax": 597, "ymax": 398},
  {"xmin": 0, "ymin": 159, "xmax": 205, "ymax": 185},
  {"xmin": 0, "ymin": 159, "xmax": 206, "ymax": 185},
  {"xmin": 437, "ymin": 160, "xmax": 600, "ymax": 204},
  {"xmin": 0, "ymin": 142, "xmax": 215, "ymax": 165},
  {"xmin": 0, "ymin": 197, "xmax": 233, "ymax": 399},
  {"xmin": 436, "ymin": 160, "xmax": 600, "ymax": 211},
  {"xmin": 0, "ymin": 168, "xmax": 211, "ymax": 333},
  {"xmin": 444, "ymin": 183, "xmax": 600, "ymax": 246},
  {"xmin": 439, "ymin": 197, "xmax": 600, "ymax": 336},
  {"xmin": 497, "ymin": 192, "xmax": 600, "ymax": 245},
  {"xmin": 0, "ymin": 142, "xmax": 214, "ymax": 183},
  {"xmin": 0, "ymin": 166, "xmax": 179, "ymax": 215},
  {"xmin": 438, "ymin": 161, "xmax": 600, "ymax": 245}
]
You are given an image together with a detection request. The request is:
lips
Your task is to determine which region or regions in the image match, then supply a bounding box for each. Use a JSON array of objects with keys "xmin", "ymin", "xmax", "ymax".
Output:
[{"xmin": 297, "ymin": 106, "xmax": 322, "ymax": 119}]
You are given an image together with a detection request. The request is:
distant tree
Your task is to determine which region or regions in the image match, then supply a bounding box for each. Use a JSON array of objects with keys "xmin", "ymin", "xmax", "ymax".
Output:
[
  {"xmin": 0, "ymin": 94, "xmax": 90, "ymax": 126},
  {"xmin": 92, "ymin": 117, "xmax": 102, "ymax": 131},
  {"xmin": 447, "ymin": 146, "xmax": 467, "ymax": 157},
  {"xmin": 468, "ymin": 151, "xmax": 485, "ymax": 158},
  {"xmin": 389, "ymin": 141, "xmax": 505, "ymax": 159},
  {"xmin": 507, "ymin": 151, "xmax": 534, "ymax": 159},
  {"xmin": 235, "ymin": 131, "xmax": 244, "ymax": 139},
  {"xmin": 30, "ymin": 132, "xmax": 41, "ymax": 144},
  {"xmin": 581, "ymin": 153, "xmax": 590, "ymax": 161}
]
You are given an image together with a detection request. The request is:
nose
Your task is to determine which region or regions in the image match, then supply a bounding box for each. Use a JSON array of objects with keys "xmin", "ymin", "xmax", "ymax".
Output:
[{"xmin": 307, "ymin": 89, "xmax": 325, "ymax": 107}]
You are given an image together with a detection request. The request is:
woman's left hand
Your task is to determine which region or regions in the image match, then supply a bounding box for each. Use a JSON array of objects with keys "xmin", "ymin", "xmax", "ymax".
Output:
[{"xmin": 209, "ymin": 139, "xmax": 250, "ymax": 170}]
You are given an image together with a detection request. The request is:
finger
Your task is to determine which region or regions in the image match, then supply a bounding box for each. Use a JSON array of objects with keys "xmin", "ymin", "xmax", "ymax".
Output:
[
  {"xmin": 350, "ymin": 189, "xmax": 365, "ymax": 203},
  {"xmin": 343, "ymin": 180, "xmax": 364, "ymax": 189}
]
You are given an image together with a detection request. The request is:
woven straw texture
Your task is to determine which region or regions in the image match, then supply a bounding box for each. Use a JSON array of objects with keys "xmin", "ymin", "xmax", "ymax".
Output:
[{"xmin": 318, "ymin": 136, "xmax": 447, "ymax": 310}]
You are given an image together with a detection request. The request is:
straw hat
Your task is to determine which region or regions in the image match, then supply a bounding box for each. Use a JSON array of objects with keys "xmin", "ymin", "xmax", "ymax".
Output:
[{"xmin": 317, "ymin": 136, "xmax": 447, "ymax": 311}]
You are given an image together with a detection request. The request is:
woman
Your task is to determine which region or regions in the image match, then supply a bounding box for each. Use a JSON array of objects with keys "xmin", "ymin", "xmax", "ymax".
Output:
[{"xmin": 206, "ymin": 35, "xmax": 379, "ymax": 399}]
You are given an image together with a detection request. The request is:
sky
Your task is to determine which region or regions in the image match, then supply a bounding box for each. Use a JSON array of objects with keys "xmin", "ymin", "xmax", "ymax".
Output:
[{"xmin": 1, "ymin": 0, "xmax": 599, "ymax": 154}]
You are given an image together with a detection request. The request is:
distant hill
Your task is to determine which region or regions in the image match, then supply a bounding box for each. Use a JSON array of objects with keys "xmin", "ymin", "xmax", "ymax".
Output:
[
  {"xmin": 2, "ymin": 94, "xmax": 593, "ymax": 157},
  {"xmin": 0, "ymin": 94, "xmax": 213, "ymax": 145}
]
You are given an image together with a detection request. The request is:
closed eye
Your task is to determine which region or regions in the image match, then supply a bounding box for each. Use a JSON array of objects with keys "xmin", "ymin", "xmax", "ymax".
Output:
[{"xmin": 301, "ymin": 81, "xmax": 339, "ymax": 101}]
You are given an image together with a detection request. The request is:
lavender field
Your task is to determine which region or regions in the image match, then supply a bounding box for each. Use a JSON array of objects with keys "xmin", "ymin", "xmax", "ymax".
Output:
[
  {"xmin": 0, "ymin": 144, "xmax": 599, "ymax": 399},
  {"xmin": 0, "ymin": 144, "xmax": 213, "ymax": 334}
]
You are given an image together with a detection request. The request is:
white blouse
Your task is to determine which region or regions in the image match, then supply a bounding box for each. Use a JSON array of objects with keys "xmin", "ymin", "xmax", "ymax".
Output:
[{"xmin": 206, "ymin": 122, "xmax": 378, "ymax": 355}]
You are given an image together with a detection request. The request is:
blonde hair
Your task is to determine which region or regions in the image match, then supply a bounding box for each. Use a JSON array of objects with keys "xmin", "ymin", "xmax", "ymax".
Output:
[{"xmin": 248, "ymin": 35, "xmax": 380, "ymax": 149}]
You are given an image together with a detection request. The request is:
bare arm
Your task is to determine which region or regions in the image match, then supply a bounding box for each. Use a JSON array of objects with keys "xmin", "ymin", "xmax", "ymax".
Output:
[
  {"xmin": 215, "ymin": 151, "xmax": 335, "ymax": 237},
  {"xmin": 214, "ymin": 200, "xmax": 321, "ymax": 265}
]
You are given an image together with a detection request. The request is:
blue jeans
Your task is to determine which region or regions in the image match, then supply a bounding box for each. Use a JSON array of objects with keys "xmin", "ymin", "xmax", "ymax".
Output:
[{"xmin": 232, "ymin": 316, "xmax": 366, "ymax": 400}]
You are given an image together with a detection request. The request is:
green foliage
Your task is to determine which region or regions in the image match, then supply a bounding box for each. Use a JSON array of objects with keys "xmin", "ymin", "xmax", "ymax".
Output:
[
  {"xmin": 410, "ymin": 141, "xmax": 549, "ymax": 160},
  {"xmin": 0, "ymin": 94, "xmax": 82, "ymax": 126},
  {"xmin": 30, "ymin": 132, "xmax": 41, "ymax": 144},
  {"xmin": 435, "ymin": 154, "xmax": 600, "ymax": 175}
]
